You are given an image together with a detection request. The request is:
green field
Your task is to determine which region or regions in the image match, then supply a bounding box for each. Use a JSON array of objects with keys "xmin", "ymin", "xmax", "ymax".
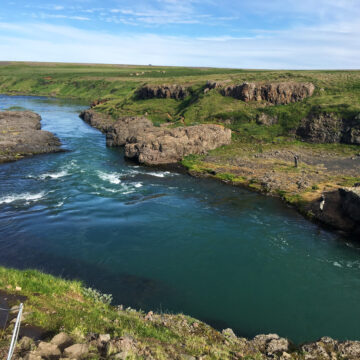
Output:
[{"xmin": 1, "ymin": 62, "xmax": 359, "ymax": 139}]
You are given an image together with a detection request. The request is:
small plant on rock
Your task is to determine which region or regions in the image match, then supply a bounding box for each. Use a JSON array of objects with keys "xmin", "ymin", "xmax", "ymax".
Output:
[{"xmin": 82, "ymin": 287, "xmax": 113, "ymax": 305}]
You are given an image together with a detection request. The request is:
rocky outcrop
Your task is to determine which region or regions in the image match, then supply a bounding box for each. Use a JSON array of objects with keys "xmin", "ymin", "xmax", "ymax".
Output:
[
  {"xmin": 0, "ymin": 111, "xmax": 62, "ymax": 163},
  {"xmin": 80, "ymin": 110, "xmax": 231, "ymax": 165},
  {"xmin": 136, "ymin": 85, "xmax": 189, "ymax": 100},
  {"xmin": 256, "ymin": 113, "xmax": 278, "ymax": 126},
  {"xmin": 210, "ymin": 81, "xmax": 315, "ymax": 104},
  {"xmin": 106, "ymin": 117, "xmax": 153, "ymax": 147},
  {"xmin": 296, "ymin": 112, "xmax": 360, "ymax": 144},
  {"xmin": 79, "ymin": 110, "xmax": 114, "ymax": 133},
  {"xmin": 342, "ymin": 113, "xmax": 360, "ymax": 145},
  {"xmin": 125, "ymin": 123, "xmax": 231, "ymax": 165},
  {"xmin": 339, "ymin": 187, "xmax": 360, "ymax": 223},
  {"xmin": 13, "ymin": 330, "xmax": 360, "ymax": 360},
  {"xmin": 296, "ymin": 113, "xmax": 343, "ymax": 143}
]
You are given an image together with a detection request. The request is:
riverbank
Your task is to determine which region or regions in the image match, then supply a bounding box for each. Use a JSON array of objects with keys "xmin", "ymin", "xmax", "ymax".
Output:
[
  {"xmin": 79, "ymin": 108, "xmax": 360, "ymax": 237},
  {"xmin": 1, "ymin": 62, "xmax": 359, "ymax": 236},
  {"xmin": 2, "ymin": 266, "xmax": 360, "ymax": 360}
]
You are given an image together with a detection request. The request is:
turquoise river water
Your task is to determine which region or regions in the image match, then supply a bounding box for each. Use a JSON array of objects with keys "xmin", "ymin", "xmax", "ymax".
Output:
[{"xmin": 1, "ymin": 95, "xmax": 360, "ymax": 344}]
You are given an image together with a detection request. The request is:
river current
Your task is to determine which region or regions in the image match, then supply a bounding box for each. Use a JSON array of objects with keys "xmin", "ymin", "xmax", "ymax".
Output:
[{"xmin": 1, "ymin": 95, "xmax": 360, "ymax": 343}]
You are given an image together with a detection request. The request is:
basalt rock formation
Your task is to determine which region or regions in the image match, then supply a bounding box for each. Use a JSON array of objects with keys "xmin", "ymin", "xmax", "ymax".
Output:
[
  {"xmin": 80, "ymin": 110, "xmax": 231, "ymax": 165},
  {"xmin": 339, "ymin": 187, "xmax": 360, "ymax": 224},
  {"xmin": 125, "ymin": 123, "xmax": 231, "ymax": 165},
  {"xmin": 205, "ymin": 81, "xmax": 315, "ymax": 105},
  {"xmin": 296, "ymin": 112, "xmax": 360, "ymax": 144},
  {"xmin": 136, "ymin": 84, "xmax": 189, "ymax": 100},
  {"xmin": 0, "ymin": 111, "xmax": 61, "ymax": 163}
]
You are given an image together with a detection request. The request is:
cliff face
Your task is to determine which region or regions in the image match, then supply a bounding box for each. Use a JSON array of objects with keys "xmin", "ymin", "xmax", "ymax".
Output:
[
  {"xmin": 80, "ymin": 110, "xmax": 231, "ymax": 165},
  {"xmin": 205, "ymin": 81, "xmax": 315, "ymax": 105},
  {"xmin": 0, "ymin": 111, "xmax": 61, "ymax": 163},
  {"xmin": 296, "ymin": 113, "xmax": 360, "ymax": 145},
  {"xmin": 124, "ymin": 123, "xmax": 231, "ymax": 165},
  {"xmin": 136, "ymin": 85, "xmax": 189, "ymax": 100}
]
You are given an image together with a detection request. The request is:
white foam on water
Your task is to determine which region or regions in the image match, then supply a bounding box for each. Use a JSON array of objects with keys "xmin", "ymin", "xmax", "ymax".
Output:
[
  {"xmin": 38, "ymin": 170, "xmax": 68, "ymax": 180},
  {"xmin": 133, "ymin": 182, "xmax": 143, "ymax": 188},
  {"xmin": 146, "ymin": 171, "xmax": 176, "ymax": 178},
  {"xmin": 99, "ymin": 186, "xmax": 119, "ymax": 193},
  {"xmin": 97, "ymin": 171, "xmax": 121, "ymax": 184},
  {"xmin": 333, "ymin": 261, "xmax": 343, "ymax": 268},
  {"xmin": 0, "ymin": 192, "xmax": 45, "ymax": 205}
]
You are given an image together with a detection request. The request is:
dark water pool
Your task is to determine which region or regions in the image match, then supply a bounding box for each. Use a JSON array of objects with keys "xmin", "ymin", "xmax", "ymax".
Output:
[{"xmin": 1, "ymin": 95, "xmax": 360, "ymax": 343}]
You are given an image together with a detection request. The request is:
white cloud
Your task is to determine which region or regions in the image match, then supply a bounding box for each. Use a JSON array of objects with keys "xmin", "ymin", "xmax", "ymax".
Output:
[
  {"xmin": 0, "ymin": 21, "xmax": 358, "ymax": 69},
  {"xmin": 33, "ymin": 13, "xmax": 90, "ymax": 21}
]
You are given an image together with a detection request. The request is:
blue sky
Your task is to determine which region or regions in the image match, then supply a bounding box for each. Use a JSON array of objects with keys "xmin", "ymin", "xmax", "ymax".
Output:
[{"xmin": 0, "ymin": 0, "xmax": 359, "ymax": 68}]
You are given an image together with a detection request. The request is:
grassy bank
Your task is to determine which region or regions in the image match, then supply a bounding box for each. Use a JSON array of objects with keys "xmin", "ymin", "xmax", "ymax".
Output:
[{"xmin": 0, "ymin": 266, "xmax": 265, "ymax": 359}]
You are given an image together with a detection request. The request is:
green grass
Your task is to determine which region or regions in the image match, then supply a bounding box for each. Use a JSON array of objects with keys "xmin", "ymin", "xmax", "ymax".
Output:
[
  {"xmin": 1, "ymin": 63, "xmax": 359, "ymax": 140},
  {"xmin": 0, "ymin": 266, "xmax": 268, "ymax": 359}
]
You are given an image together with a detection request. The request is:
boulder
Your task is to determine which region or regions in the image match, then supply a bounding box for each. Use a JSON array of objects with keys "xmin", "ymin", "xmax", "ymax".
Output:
[
  {"xmin": 24, "ymin": 353, "xmax": 42, "ymax": 360},
  {"xmin": 0, "ymin": 111, "xmax": 62, "ymax": 163},
  {"xmin": 338, "ymin": 340, "xmax": 360, "ymax": 359},
  {"xmin": 50, "ymin": 332, "xmax": 73, "ymax": 351},
  {"xmin": 136, "ymin": 85, "xmax": 189, "ymax": 100},
  {"xmin": 36, "ymin": 341, "xmax": 61, "ymax": 359},
  {"xmin": 256, "ymin": 113, "xmax": 278, "ymax": 126},
  {"xmin": 222, "ymin": 328, "xmax": 237, "ymax": 339},
  {"xmin": 250, "ymin": 334, "xmax": 290, "ymax": 356},
  {"xmin": 98, "ymin": 334, "xmax": 111, "ymax": 343},
  {"xmin": 107, "ymin": 335, "xmax": 136, "ymax": 356},
  {"xmin": 301, "ymin": 337, "xmax": 338, "ymax": 360},
  {"xmin": 63, "ymin": 344, "xmax": 89, "ymax": 359},
  {"xmin": 220, "ymin": 82, "xmax": 315, "ymax": 104},
  {"xmin": 18, "ymin": 336, "xmax": 34, "ymax": 351}
]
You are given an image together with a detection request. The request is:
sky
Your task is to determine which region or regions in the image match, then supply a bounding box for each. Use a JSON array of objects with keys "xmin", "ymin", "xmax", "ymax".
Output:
[{"xmin": 0, "ymin": 0, "xmax": 359, "ymax": 69}]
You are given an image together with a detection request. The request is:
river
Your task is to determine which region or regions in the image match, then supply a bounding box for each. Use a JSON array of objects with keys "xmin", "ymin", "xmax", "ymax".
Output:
[{"xmin": 1, "ymin": 95, "xmax": 360, "ymax": 343}]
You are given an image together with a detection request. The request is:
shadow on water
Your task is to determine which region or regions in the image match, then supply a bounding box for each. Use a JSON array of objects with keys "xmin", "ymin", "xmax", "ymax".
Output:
[{"xmin": 0, "ymin": 241, "xmax": 173, "ymax": 311}]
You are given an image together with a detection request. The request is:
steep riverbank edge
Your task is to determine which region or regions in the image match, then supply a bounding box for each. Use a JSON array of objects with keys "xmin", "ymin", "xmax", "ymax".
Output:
[
  {"xmin": 2, "ymin": 266, "xmax": 360, "ymax": 360},
  {"xmin": 80, "ymin": 109, "xmax": 360, "ymax": 238}
]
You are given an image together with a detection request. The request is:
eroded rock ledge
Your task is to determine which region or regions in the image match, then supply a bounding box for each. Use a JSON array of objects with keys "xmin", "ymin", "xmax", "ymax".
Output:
[
  {"xmin": 80, "ymin": 110, "xmax": 231, "ymax": 165},
  {"xmin": 206, "ymin": 81, "xmax": 315, "ymax": 105},
  {"xmin": 0, "ymin": 111, "xmax": 62, "ymax": 163},
  {"xmin": 136, "ymin": 84, "xmax": 189, "ymax": 100},
  {"xmin": 297, "ymin": 112, "xmax": 360, "ymax": 145}
]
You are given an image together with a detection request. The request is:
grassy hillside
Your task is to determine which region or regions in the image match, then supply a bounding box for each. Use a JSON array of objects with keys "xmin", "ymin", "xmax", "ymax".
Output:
[{"xmin": 1, "ymin": 62, "xmax": 359, "ymax": 137}]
